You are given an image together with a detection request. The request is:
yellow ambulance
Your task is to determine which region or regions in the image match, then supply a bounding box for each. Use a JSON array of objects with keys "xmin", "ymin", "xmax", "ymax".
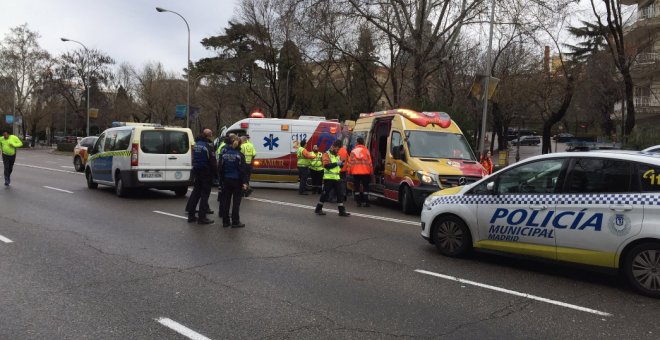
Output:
[{"xmin": 348, "ymin": 109, "xmax": 483, "ymax": 213}]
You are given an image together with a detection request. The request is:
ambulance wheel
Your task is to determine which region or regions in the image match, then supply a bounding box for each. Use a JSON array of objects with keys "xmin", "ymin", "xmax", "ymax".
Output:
[
  {"xmin": 400, "ymin": 186, "xmax": 416, "ymax": 214},
  {"xmin": 86, "ymin": 169, "xmax": 98, "ymax": 189},
  {"xmin": 432, "ymin": 215, "xmax": 472, "ymax": 257},
  {"xmin": 623, "ymin": 242, "xmax": 660, "ymax": 298},
  {"xmin": 115, "ymin": 175, "xmax": 129, "ymax": 197},
  {"xmin": 174, "ymin": 187, "xmax": 188, "ymax": 197},
  {"xmin": 74, "ymin": 156, "xmax": 84, "ymax": 172}
]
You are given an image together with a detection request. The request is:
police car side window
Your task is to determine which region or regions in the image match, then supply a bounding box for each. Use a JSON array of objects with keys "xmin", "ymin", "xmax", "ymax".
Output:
[
  {"xmin": 113, "ymin": 130, "xmax": 132, "ymax": 151},
  {"xmin": 94, "ymin": 134, "xmax": 106, "ymax": 153},
  {"xmin": 497, "ymin": 159, "xmax": 564, "ymax": 194},
  {"xmin": 564, "ymin": 158, "xmax": 633, "ymax": 193},
  {"xmin": 638, "ymin": 163, "xmax": 660, "ymax": 192}
]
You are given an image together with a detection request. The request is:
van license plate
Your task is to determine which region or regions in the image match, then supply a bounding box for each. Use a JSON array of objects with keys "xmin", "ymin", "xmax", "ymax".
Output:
[{"xmin": 140, "ymin": 172, "xmax": 162, "ymax": 179}]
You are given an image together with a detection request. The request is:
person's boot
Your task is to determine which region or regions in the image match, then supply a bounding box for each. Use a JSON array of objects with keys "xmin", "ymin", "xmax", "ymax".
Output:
[
  {"xmin": 231, "ymin": 221, "xmax": 245, "ymax": 228},
  {"xmin": 315, "ymin": 203, "xmax": 326, "ymax": 215},
  {"xmin": 197, "ymin": 214, "xmax": 214, "ymax": 224},
  {"xmin": 187, "ymin": 214, "xmax": 197, "ymax": 223},
  {"xmin": 338, "ymin": 205, "xmax": 350, "ymax": 217}
]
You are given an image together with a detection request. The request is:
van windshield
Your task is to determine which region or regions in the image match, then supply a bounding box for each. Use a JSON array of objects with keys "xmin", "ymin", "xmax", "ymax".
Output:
[{"xmin": 405, "ymin": 131, "xmax": 476, "ymax": 161}]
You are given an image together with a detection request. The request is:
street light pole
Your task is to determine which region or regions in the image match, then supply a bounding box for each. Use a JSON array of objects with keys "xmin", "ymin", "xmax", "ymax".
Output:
[
  {"xmin": 478, "ymin": 0, "xmax": 497, "ymax": 157},
  {"xmin": 61, "ymin": 37, "xmax": 90, "ymax": 136},
  {"xmin": 156, "ymin": 7, "xmax": 191, "ymax": 129}
]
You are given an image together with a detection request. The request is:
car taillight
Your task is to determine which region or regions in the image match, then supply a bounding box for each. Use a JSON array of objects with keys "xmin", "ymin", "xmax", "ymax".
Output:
[{"xmin": 131, "ymin": 143, "xmax": 139, "ymax": 166}]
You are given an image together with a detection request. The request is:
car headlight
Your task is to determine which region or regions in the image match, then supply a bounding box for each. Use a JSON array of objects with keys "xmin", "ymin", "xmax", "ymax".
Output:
[
  {"xmin": 423, "ymin": 195, "xmax": 434, "ymax": 210},
  {"xmin": 417, "ymin": 170, "xmax": 437, "ymax": 186}
]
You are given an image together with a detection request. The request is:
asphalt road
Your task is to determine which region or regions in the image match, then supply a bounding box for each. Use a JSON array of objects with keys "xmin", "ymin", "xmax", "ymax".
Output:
[{"xmin": 1, "ymin": 149, "xmax": 659, "ymax": 339}]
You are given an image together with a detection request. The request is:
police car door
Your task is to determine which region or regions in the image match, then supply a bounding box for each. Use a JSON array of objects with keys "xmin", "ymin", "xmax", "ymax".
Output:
[
  {"xmin": 554, "ymin": 157, "xmax": 642, "ymax": 268},
  {"xmin": 475, "ymin": 158, "xmax": 566, "ymax": 260}
]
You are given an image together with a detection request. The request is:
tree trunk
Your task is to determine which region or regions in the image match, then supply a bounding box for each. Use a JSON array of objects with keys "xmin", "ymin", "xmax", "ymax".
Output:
[
  {"xmin": 622, "ymin": 70, "xmax": 635, "ymax": 135},
  {"xmin": 542, "ymin": 79, "xmax": 575, "ymax": 154}
]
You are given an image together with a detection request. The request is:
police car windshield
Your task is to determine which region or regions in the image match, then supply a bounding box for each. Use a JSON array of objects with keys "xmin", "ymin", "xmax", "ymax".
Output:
[{"xmin": 406, "ymin": 131, "xmax": 476, "ymax": 161}]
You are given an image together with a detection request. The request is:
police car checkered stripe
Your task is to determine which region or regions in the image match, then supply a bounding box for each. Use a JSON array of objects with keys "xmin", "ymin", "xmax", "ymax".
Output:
[{"xmin": 429, "ymin": 194, "xmax": 660, "ymax": 207}]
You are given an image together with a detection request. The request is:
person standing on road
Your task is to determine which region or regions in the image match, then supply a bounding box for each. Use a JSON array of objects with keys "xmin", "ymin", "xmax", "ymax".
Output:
[
  {"xmin": 480, "ymin": 150, "xmax": 493, "ymax": 175},
  {"xmin": 315, "ymin": 139, "xmax": 350, "ymax": 217},
  {"xmin": 296, "ymin": 139, "xmax": 315, "ymax": 195},
  {"xmin": 309, "ymin": 144, "xmax": 324, "ymax": 194},
  {"xmin": 1, "ymin": 131, "xmax": 23, "ymax": 186},
  {"xmin": 219, "ymin": 135, "xmax": 248, "ymax": 228},
  {"xmin": 347, "ymin": 137, "xmax": 373, "ymax": 207},
  {"xmin": 337, "ymin": 143, "xmax": 349, "ymax": 202},
  {"xmin": 186, "ymin": 129, "xmax": 217, "ymax": 224},
  {"xmin": 240, "ymin": 135, "xmax": 256, "ymax": 197}
]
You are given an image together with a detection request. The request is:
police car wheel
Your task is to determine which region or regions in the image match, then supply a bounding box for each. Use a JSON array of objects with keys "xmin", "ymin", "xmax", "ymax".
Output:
[
  {"xmin": 433, "ymin": 216, "xmax": 472, "ymax": 257},
  {"xmin": 86, "ymin": 170, "xmax": 98, "ymax": 189},
  {"xmin": 624, "ymin": 243, "xmax": 660, "ymax": 298},
  {"xmin": 115, "ymin": 177, "xmax": 127, "ymax": 197}
]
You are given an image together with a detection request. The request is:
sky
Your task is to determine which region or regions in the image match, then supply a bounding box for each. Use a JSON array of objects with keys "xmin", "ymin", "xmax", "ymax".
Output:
[{"xmin": 0, "ymin": 0, "xmax": 240, "ymax": 74}]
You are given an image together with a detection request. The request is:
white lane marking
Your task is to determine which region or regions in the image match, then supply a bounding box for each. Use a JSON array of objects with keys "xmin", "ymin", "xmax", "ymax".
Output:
[
  {"xmin": 153, "ymin": 211, "xmax": 187, "ymax": 220},
  {"xmin": 16, "ymin": 163, "xmax": 82, "ymax": 175},
  {"xmin": 43, "ymin": 186, "xmax": 74, "ymax": 194},
  {"xmin": 60, "ymin": 165, "xmax": 75, "ymax": 169},
  {"xmin": 415, "ymin": 269, "xmax": 612, "ymax": 317},
  {"xmin": 245, "ymin": 197, "xmax": 419, "ymax": 225},
  {"xmin": 156, "ymin": 317, "xmax": 211, "ymax": 340},
  {"xmin": 0, "ymin": 234, "xmax": 14, "ymax": 243}
]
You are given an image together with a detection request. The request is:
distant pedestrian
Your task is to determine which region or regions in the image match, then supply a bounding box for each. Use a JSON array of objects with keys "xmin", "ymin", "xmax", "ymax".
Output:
[
  {"xmin": 480, "ymin": 150, "xmax": 493, "ymax": 175},
  {"xmin": 315, "ymin": 139, "xmax": 350, "ymax": 217},
  {"xmin": 337, "ymin": 143, "xmax": 349, "ymax": 202},
  {"xmin": 240, "ymin": 135, "xmax": 256, "ymax": 197},
  {"xmin": 309, "ymin": 144, "xmax": 324, "ymax": 194},
  {"xmin": 347, "ymin": 137, "xmax": 373, "ymax": 207},
  {"xmin": 186, "ymin": 129, "xmax": 217, "ymax": 224},
  {"xmin": 1, "ymin": 131, "xmax": 23, "ymax": 186},
  {"xmin": 219, "ymin": 135, "xmax": 248, "ymax": 228},
  {"xmin": 296, "ymin": 139, "xmax": 315, "ymax": 195}
]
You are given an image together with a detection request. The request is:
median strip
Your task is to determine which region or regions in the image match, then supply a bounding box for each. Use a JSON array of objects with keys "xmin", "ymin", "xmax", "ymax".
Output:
[{"xmin": 415, "ymin": 269, "xmax": 612, "ymax": 317}]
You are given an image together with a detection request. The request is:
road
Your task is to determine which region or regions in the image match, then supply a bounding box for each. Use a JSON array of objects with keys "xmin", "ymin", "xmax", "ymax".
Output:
[{"xmin": 0, "ymin": 149, "xmax": 659, "ymax": 339}]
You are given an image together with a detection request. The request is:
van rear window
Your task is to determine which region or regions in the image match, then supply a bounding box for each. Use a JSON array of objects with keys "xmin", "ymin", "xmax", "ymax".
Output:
[{"xmin": 140, "ymin": 131, "xmax": 190, "ymax": 154}]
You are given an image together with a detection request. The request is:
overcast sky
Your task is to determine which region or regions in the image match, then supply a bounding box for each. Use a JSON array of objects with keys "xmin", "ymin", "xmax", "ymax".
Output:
[{"xmin": 0, "ymin": 0, "xmax": 239, "ymax": 75}]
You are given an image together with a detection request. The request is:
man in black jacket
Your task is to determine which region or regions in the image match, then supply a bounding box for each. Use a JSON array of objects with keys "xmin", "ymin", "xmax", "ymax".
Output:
[
  {"xmin": 186, "ymin": 129, "xmax": 217, "ymax": 224},
  {"xmin": 219, "ymin": 135, "xmax": 248, "ymax": 228}
]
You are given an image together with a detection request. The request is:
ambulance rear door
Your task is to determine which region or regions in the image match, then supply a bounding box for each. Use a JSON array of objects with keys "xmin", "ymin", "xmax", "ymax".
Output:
[{"xmin": 250, "ymin": 120, "xmax": 293, "ymax": 177}]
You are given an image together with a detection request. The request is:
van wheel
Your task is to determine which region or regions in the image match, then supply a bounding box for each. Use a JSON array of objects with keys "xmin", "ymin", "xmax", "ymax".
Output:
[
  {"xmin": 115, "ymin": 176, "xmax": 128, "ymax": 197},
  {"xmin": 400, "ymin": 186, "xmax": 416, "ymax": 214},
  {"xmin": 623, "ymin": 242, "xmax": 660, "ymax": 298},
  {"xmin": 74, "ymin": 156, "xmax": 84, "ymax": 172},
  {"xmin": 86, "ymin": 170, "xmax": 98, "ymax": 189},
  {"xmin": 173, "ymin": 187, "xmax": 188, "ymax": 197},
  {"xmin": 433, "ymin": 216, "xmax": 472, "ymax": 257}
]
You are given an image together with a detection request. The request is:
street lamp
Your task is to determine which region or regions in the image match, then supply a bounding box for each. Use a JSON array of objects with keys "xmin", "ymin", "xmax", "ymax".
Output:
[
  {"xmin": 478, "ymin": 0, "xmax": 497, "ymax": 157},
  {"xmin": 156, "ymin": 6, "xmax": 191, "ymax": 129},
  {"xmin": 61, "ymin": 37, "xmax": 90, "ymax": 136}
]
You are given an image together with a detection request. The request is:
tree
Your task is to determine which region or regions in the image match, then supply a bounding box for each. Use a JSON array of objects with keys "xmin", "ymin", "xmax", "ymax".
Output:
[
  {"xmin": 0, "ymin": 24, "xmax": 51, "ymax": 136},
  {"xmin": 350, "ymin": 27, "xmax": 380, "ymax": 118}
]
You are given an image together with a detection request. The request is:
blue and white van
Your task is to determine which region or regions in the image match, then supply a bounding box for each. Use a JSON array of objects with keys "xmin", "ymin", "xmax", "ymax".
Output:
[{"xmin": 85, "ymin": 123, "xmax": 194, "ymax": 197}]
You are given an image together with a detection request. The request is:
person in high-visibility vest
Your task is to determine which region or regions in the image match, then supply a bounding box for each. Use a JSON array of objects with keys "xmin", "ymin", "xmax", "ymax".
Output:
[
  {"xmin": 296, "ymin": 139, "xmax": 315, "ymax": 195},
  {"xmin": 346, "ymin": 137, "xmax": 374, "ymax": 207},
  {"xmin": 240, "ymin": 135, "xmax": 257, "ymax": 197},
  {"xmin": 0, "ymin": 130, "xmax": 23, "ymax": 186},
  {"xmin": 315, "ymin": 139, "xmax": 350, "ymax": 217},
  {"xmin": 309, "ymin": 144, "xmax": 324, "ymax": 194}
]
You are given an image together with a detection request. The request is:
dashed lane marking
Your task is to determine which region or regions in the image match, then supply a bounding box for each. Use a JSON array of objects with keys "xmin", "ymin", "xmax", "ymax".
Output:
[
  {"xmin": 415, "ymin": 269, "xmax": 612, "ymax": 317},
  {"xmin": 43, "ymin": 186, "xmax": 74, "ymax": 194},
  {"xmin": 156, "ymin": 317, "xmax": 212, "ymax": 340},
  {"xmin": 0, "ymin": 234, "xmax": 13, "ymax": 243},
  {"xmin": 153, "ymin": 211, "xmax": 187, "ymax": 220},
  {"xmin": 16, "ymin": 163, "xmax": 82, "ymax": 175}
]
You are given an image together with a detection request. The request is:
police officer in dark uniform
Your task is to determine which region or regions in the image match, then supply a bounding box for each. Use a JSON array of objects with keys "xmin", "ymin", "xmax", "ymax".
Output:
[
  {"xmin": 186, "ymin": 128, "xmax": 217, "ymax": 224},
  {"xmin": 219, "ymin": 135, "xmax": 248, "ymax": 228}
]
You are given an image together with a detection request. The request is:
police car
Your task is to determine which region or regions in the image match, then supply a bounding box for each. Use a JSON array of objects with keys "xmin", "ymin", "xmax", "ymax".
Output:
[{"xmin": 421, "ymin": 151, "xmax": 660, "ymax": 297}]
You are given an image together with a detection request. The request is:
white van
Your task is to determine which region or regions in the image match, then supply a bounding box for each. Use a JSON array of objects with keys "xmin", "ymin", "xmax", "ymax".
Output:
[
  {"xmin": 221, "ymin": 115, "xmax": 343, "ymax": 182},
  {"xmin": 85, "ymin": 123, "xmax": 194, "ymax": 197}
]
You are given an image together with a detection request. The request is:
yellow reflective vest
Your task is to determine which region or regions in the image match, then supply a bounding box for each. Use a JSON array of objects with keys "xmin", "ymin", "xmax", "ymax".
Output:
[
  {"xmin": 310, "ymin": 151, "xmax": 323, "ymax": 171},
  {"xmin": 240, "ymin": 140, "xmax": 256, "ymax": 163},
  {"xmin": 323, "ymin": 152, "xmax": 340, "ymax": 180},
  {"xmin": 297, "ymin": 146, "xmax": 311, "ymax": 168}
]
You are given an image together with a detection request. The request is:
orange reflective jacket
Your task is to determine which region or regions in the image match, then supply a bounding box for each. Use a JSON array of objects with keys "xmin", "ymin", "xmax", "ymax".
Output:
[
  {"xmin": 338, "ymin": 147, "xmax": 349, "ymax": 172},
  {"xmin": 347, "ymin": 145, "xmax": 373, "ymax": 175}
]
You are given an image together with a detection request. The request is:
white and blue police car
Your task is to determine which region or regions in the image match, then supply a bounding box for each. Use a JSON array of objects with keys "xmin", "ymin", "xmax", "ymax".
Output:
[{"xmin": 421, "ymin": 151, "xmax": 660, "ymax": 297}]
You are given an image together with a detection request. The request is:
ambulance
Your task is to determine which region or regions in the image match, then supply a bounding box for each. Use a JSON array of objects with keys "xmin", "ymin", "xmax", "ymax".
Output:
[
  {"xmin": 221, "ymin": 115, "xmax": 344, "ymax": 182},
  {"xmin": 347, "ymin": 109, "xmax": 483, "ymax": 213}
]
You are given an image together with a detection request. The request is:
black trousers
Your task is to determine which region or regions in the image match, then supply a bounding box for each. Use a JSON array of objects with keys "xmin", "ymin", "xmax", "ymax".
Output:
[
  {"xmin": 353, "ymin": 174, "xmax": 371, "ymax": 203},
  {"xmin": 320, "ymin": 179, "xmax": 343, "ymax": 204},
  {"xmin": 298, "ymin": 166, "xmax": 309, "ymax": 193},
  {"xmin": 186, "ymin": 169, "xmax": 212, "ymax": 216},
  {"xmin": 2, "ymin": 153, "xmax": 16, "ymax": 182},
  {"xmin": 310, "ymin": 169, "xmax": 323, "ymax": 193},
  {"xmin": 221, "ymin": 178, "xmax": 243, "ymax": 224}
]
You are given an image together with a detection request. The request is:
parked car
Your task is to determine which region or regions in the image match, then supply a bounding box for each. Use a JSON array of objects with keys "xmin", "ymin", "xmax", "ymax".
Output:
[
  {"xmin": 552, "ymin": 133, "xmax": 574, "ymax": 142},
  {"xmin": 421, "ymin": 150, "xmax": 660, "ymax": 297},
  {"xmin": 73, "ymin": 136, "xmax": 99, "ymax": 172},
  {"xmin": 642, "ymin": 145, "xmax": 660, "ymax": 153},
  {"xmin": 510, "ymin": 135, "xmax": 541, "ymax": 146},
  {"xmin": 507, "ymin": 129, "xmax": 537, "ymax": 141}
]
